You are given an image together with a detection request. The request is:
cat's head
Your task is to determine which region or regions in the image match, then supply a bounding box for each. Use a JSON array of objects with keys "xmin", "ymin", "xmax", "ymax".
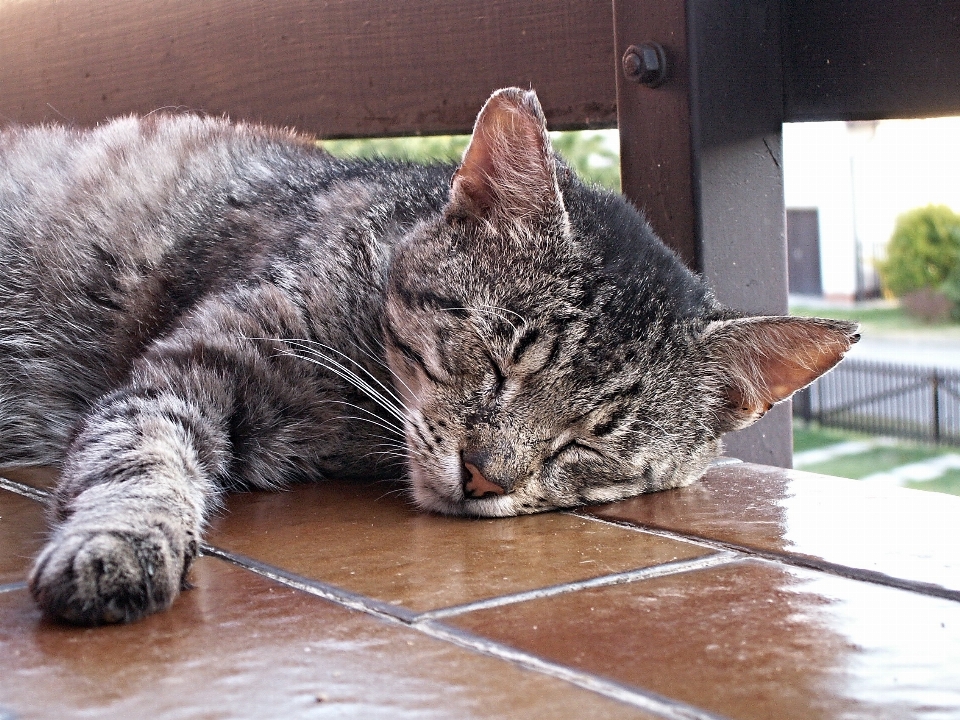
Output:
[{"xmin": 384, "ymin": 88, "xmax": 858, "ymax": 517}]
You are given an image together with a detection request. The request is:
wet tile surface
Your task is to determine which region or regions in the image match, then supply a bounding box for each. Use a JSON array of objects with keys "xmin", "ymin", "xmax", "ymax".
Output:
[
  {"xmin": 446, "ymin": 558, "xmax": 960, "ymax": 720},
  {"xmin": 207, "ymin": 480, "xmax": 712, "ymax": 613},
  {"xmin": 0, "ymin": 556, "xmax": 656, "ymax": 720},
  {"xmin": 4, "ymin": 463, "xmax": 959, "ymax": 719},
  {"xmin": 586, "ymin": 462, "xmax": 960, "ymax": 595},
  {"xmin": 0, "ymin": 488, "xmax": 48, "ymax": 584}
]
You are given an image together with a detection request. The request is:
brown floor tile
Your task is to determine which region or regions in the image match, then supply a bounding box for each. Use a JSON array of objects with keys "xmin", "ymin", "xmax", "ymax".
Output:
[
  {"xmin": 0, "ymin": 466, "xmax": 58, "ymax": 492},
  {"xmin": 206, "ymin": 480, "xmax": 711, "ymax": 613},
  {"xmin": 586, "ymin": 462, "xmax": 960, "ymax": 595},
  {"xmin": 0, "ymin": 489, "xmax": 47, "ymax": 584},
  {"xmin": 446, "ymin": 558, "xmax": 960, "ymax": 720},
  {"xmin": 0, "ymin": 556, "xmax": 657, "ymax": 720}
]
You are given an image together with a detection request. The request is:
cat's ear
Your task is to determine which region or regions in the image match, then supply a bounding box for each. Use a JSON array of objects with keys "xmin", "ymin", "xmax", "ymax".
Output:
[
  {"xmin": 704, "ymin": 317, "xmax": 860, "ymax": 433},
  {"xmin": 447, "ymin": 88, "xmax": 566, "ymax": 227}
]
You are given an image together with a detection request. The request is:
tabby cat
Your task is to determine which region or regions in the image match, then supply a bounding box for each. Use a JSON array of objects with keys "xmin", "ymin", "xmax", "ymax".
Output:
[{"xmin": 0, "ymin": 88, "xmax": 856, "ymax": 625}]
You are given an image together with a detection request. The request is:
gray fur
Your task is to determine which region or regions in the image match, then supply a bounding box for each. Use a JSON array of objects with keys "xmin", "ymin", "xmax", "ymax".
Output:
[{"xmin": 0, "ymin": 89, "xmax": 857, "ymax": 624}]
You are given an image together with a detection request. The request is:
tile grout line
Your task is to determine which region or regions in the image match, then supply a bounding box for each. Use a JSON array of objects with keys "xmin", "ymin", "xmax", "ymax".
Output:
[
  {"xmin": 0, "ymin": 476, "xmax": 737, "ymax": 612},
  {"xmin": 0, "ymin": 476, "xmax": 51, "ymax": 502},
  {"xmin": 414, "ymin": 551, "xmax": 744, "ymax": 621},
  {"xmin": 198, "ymin": 544, "xmax": 420, "ymax": 623},
  {"xmin": 0, "ymin": 476, "xmax": 731, "ymax": 718},
  {"xmin": 201, "ymin": 542, "xmax": 734, "ymax": 719},
  {"xmin": 414, "ymin": 620, "xmax": 732, "ymax": 720},
  {"xmin": 5, "ymin": 474, "xmax": 957, "ymax": 602},
  {"xmin": 575, "ymin": 512, "xmax": 960, "ymax": 603},
  {"xmin": 0, "ymin": 582, "xmax": 27, "ymax": 594}
]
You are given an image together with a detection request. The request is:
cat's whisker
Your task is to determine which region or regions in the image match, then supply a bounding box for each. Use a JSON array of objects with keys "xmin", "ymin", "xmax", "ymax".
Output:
[
  {"xmin": 312, "ymin": 399, "xmax": 406, "ymax": 436},
  {"xmin": 250, "ymin": 334, "xmax": 412, "ymax": 419},
  {"xmin": 367, "ymin": 443, "xmax": 408, "ymax": 455},
  {"xmin": 343, "ymin": 333, "xmax": 424, "ymax": 408},
  {"xmin": 280, "ymin": 343, "xmax": 403, "ymax": 411},
  {"xmin": 476, "ymin": 302, "xmax": 527, "ymax": 324},
  {"xmin": 444, "ymin": 304, "xmax": 523, "ymax": 333},
  {"xmin": 286, "ymin": 337, "xmax": 412, "ymax": 413},
  {"xmin": 346, "ymin": 334, "xmax": 423, "ymax": 402},
  {"xmin": 361, "ymin": 454, "xmax": 408, "ymax": 465},
  {"xmin": 276, "ymin": 345, "xmax": 410, "ymax": 426},
  {"xmin": 375, "ymin": 487, "xmax": 410, "ymax": 503},
  {"xmin": 366, "ymin": 437, "xmax": 409, "ymax": 451},
  {"xmin": 320, "ymin": 414, "xmax": 407, "ymax": 439}
]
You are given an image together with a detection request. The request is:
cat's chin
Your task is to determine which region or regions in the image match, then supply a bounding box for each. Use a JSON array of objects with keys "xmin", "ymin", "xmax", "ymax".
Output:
[{"xmin": 410, "ymin": 480, "xmax": 521, "ymax": 518}]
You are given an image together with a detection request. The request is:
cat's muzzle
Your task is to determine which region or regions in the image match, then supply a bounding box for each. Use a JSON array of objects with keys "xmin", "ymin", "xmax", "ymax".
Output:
[{"xmin": 461, "ymin": 450, "xmax": 509, "ymax": 499}]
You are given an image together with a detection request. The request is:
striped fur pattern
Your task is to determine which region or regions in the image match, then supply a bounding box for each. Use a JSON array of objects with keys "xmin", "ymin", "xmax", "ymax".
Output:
[{"xmin": 0, "ymin": 89, "xmax": 856, "ymax": 624}]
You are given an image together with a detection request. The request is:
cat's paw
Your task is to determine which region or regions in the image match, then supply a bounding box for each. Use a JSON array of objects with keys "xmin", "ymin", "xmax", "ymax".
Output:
[{"xmin": 28, "ymin": 523, "xmax": 194, "ymax": 625}]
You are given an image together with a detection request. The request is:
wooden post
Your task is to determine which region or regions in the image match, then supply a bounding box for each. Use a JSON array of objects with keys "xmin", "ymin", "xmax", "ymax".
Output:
[{"xmin": 614, "ymin": 0, "xmax": 792, "ymax": 467}]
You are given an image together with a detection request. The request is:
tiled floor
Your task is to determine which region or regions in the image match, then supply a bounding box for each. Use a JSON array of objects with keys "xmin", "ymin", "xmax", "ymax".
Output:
[{"xmin": 1, "ymin": 460, "xmax": 958, "ymax": 719}]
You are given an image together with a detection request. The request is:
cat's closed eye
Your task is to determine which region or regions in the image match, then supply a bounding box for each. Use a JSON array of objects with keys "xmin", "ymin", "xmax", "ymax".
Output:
[
  {"xmin": 546, "ymin": 439, "xmax": 603, "ymax": 465},
  {"xmin": 480, "ymin": 352, "xmax": 506, "ymax": 399}
]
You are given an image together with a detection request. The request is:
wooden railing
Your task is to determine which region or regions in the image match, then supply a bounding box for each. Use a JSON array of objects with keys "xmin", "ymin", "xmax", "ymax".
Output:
[{"xmin": 3, "ymin": 0, "xmax": 959, "ymax": 466}]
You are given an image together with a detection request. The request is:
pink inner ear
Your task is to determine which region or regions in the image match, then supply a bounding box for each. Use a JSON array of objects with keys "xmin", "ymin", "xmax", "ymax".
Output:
[
  {"xmin": 448, "ymin": 88, "xmax": 560, "ymax": 222},
  {"xmin": 756, "ymin": 342, "xmax": 848, "ymax": 403},
  {"xmin": 708, "ymin": 317, "xmax": 859, "ymax": 430}
]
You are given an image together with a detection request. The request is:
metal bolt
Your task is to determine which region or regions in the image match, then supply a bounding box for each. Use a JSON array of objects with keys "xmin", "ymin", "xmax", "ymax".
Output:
[{"xmin": 622, "ymin": 43, "xmax": 667, "ymax": 87}]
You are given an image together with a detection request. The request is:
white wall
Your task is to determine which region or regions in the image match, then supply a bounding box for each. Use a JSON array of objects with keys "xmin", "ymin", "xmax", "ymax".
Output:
[{"xmin": 783, "ymin": 117, "xmax": 960, "ymax": 300}]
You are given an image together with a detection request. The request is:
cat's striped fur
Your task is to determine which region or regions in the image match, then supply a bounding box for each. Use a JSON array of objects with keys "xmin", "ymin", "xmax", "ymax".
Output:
[{"xmin": 0, "ymin": 89, "xmax": 857, "ymax": 624}]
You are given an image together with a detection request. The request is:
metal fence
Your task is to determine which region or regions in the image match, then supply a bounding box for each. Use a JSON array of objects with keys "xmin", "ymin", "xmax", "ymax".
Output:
[{"xmin": 794, "ymin": 359, "xmax": 960, "ymax": 446}]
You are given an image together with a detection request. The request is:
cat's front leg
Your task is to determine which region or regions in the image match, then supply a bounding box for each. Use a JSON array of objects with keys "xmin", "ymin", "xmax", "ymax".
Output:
[{"xmin": 29, "ymin": 382, "xmax": 227, "ymax": 625}]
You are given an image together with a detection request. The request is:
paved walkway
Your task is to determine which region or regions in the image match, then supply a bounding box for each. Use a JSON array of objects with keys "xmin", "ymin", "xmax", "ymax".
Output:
[
  {"xmin": 795, "ymin": 439, "xmax": 960, "ymax": 487},
  {"xmin": 793, "ymin": 438, "xmax": 897, "ymax": 468},
  {"xmin": 847, "ymin": 335, "xmax": 960, "ymax": 370},
  {"xmin": 861, "ymin": 453, "xmax": 960, "ymax": 486}
]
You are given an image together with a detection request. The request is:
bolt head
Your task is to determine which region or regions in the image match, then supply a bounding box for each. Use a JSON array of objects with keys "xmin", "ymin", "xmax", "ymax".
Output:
[{"xmin": 622, "ymin": 43, "xmax": 667, "ymax": 87}]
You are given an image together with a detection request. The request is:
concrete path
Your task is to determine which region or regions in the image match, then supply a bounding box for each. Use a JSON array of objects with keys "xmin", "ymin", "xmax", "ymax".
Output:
[
  {"xmin": 847, "ymin": 336, "xmax": 960, "ymax": 370},
  {"xmin": 793, "ymin": 438, "xmax": 897, "ymax": 468},
  {"xmin": 795, "ymin": 439, "xmax": 960, "ymax": 488},
  {"xmin": 861, "ymin": 453, "xmax": 960, "ymax": 486}
]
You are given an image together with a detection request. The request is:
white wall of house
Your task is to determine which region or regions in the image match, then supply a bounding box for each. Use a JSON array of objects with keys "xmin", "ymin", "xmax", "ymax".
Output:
[{"xmin": 783, "ymin": 116, "xmax": 960, "ymax": 301}]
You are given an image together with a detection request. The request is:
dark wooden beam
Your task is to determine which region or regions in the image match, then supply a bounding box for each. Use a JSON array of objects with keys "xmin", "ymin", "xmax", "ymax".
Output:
[
  {"xmin": 784, "ymin": 0, "xmax": 960, "ymax": 121},
  {"xmin": 0, "ymin": 0, "xmax": 617, "ymax": 137},
  {"xmin": 688, "ymin": 0, "xmax": 791, "ymax": 467},
  {"xmin": 612, "ymin": 0, "xmax": 698, "ymax": 268},
  {"xmin": 615, "ymin": 0, "xmax": 792, "ymax": 467}
]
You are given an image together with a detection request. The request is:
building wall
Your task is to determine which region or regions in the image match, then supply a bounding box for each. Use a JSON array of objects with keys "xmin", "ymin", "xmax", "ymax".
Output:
[{"xmin": 783, "ymin": 117, "xmax": 960, "ymax": 301}]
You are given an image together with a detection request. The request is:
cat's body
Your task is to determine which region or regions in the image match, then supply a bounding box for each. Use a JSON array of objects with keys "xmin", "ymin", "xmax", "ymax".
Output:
[
  {"xmin": 0, "ymin": 89, "xmax": 857, "ymax": 625},
  {"xmin": 1, "ymin": 115, "xmax": 449, "ymax": 482}
]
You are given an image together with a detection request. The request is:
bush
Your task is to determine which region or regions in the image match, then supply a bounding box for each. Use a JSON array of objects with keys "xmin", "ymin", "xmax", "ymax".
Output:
[{"xmin": 876, "ymin": 205, "xmax": 960, "ymax": 297}]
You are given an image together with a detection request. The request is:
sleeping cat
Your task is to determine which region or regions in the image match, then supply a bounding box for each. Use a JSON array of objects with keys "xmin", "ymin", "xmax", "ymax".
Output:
[{"xmin": 0, "ymin": 88, "xmax": 857, "ymax": 625}]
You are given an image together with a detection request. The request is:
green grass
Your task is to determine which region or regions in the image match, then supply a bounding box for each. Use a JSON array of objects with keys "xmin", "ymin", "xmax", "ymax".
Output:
[
  {"xmin": 793, "ymin": 424, "xmax": 868, "ymax": 452},
  {"xmin": 793, "ymin": 422, "xmax": 960, "ymax": 495},
  {"xmin": 801, "ymin": 445, "xmax": 945, "ymax": 479},
  {"xmin": 904, "ymin": 468, "xmax": 960, "ymax": 495},
  {"xmin": 790, "ymin": 303, "xmax": 960, "ymax": 337}
]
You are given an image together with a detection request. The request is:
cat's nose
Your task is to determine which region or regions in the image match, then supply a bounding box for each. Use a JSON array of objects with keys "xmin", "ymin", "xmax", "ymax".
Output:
[{"xmin": 461, "ymin": 451, "xmax": 507, "ymax": 498}]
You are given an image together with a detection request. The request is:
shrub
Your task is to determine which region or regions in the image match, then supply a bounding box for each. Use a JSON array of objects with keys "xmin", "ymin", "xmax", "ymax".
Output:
[
  {"xmin": 876, "ymin": 205, "xmax": 960, "ymax": 297},
  {"xmin": 321, "ymin": 131, "xmax": 621, "ymax": 191}
]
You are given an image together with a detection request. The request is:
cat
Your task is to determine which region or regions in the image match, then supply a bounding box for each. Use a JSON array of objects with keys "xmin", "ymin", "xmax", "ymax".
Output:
[{"xmin": 0, "ymin": 88, "xmax": 857, "ymax": 625}]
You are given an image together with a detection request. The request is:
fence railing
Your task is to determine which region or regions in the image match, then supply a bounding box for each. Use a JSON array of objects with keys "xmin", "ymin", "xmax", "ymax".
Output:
[{"xmin": 794, "ymin": 359, "xmax": 960, "ymax": 446}]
